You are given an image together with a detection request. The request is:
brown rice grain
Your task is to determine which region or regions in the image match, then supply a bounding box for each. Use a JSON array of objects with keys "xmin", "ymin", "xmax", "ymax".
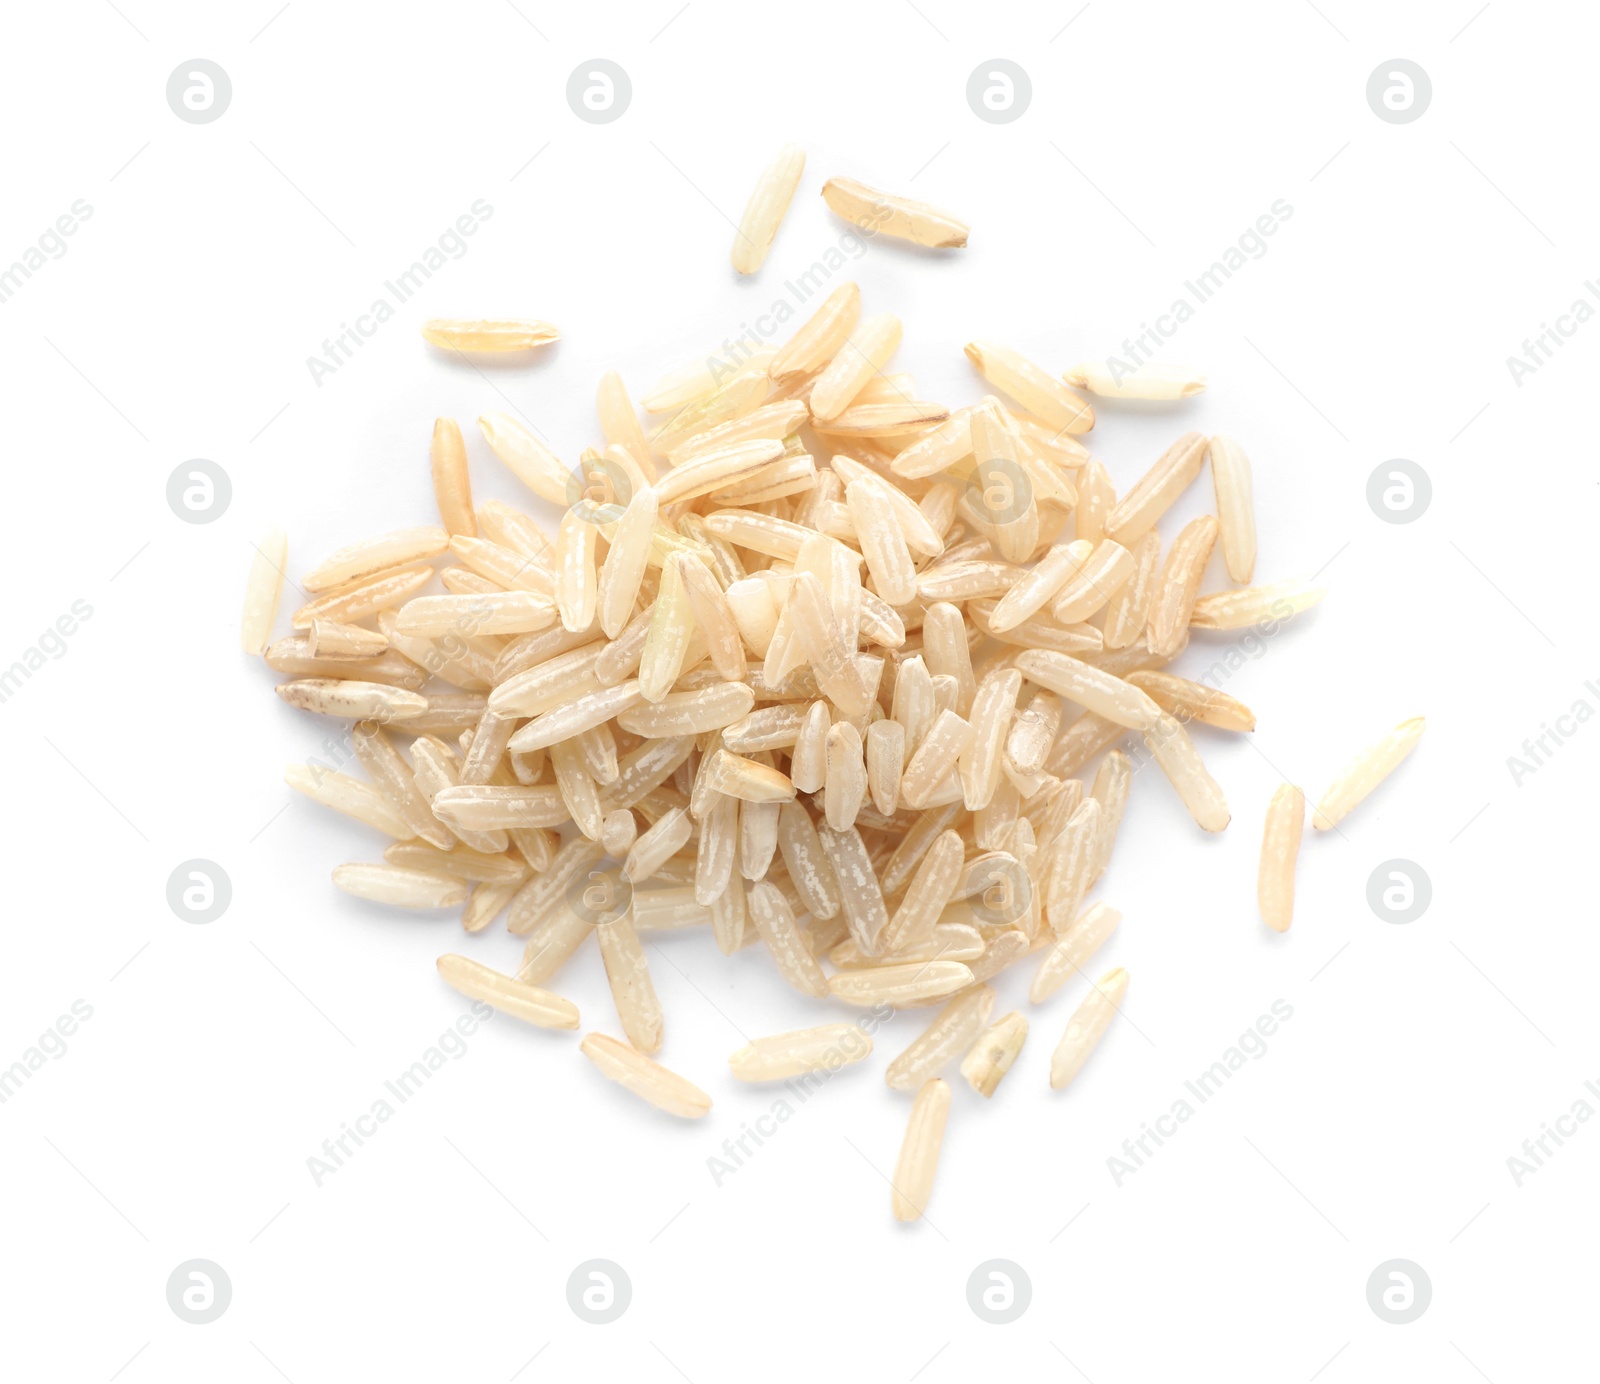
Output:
[
  {"xmin": 891, "ymin": 1077, "xmax": 952, "ymax": 1221},
  {"xmin": 333, "ymin": 863, "xmax": 465, "ymax": 909},
  {"xmin": 421, "ymin": 319, "xmax": 558, "ymax": 352},
  {"xmin": 1049, "ymin": 967, "xmax": 1129, "ymax": 1089},
  {"xmin": 579, "ymin": 1032, "xmax": 712, "ymax": 1119},
  {"xmin": 732, "ymin": 143, "xmax": 806, "ymax": 274},
  {"xmin": 1313, "ymin": 717, "xmax": 1425, "ymax": 830},
  {"xmin": 436, "ymin": 953, "xmax": 578, "ymax": 1028}
]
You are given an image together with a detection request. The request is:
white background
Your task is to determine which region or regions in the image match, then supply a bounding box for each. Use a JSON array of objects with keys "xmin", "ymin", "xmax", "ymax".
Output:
[{"xmin": 1, "ymin": 0, "xmax": 1591, "ymax": 1379}]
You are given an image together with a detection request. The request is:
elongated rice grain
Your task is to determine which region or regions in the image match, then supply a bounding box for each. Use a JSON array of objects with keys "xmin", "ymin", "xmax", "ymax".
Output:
[
  {"xmin": 830, "ymin": 960, "xmax": 973, "ymax": 1008},
  {"xmin": 960, "ymin": 1012, "xmax": 1028, "ymax": 1097},
  {"xmin": 1105, "ymin": 432, "xmax": 1207, "ymax": 545},
  {"xmin": 1101, "ymin": 531, "xmax": 1161, "ymax": 651},
  {"xmin": 1049, "ymin": 968, "xmax": 1129, "ymax": 1089},
  {"xmin": 730, "ymin": 1023, "xmax": 871, "ymax": 1081},
  {"xmin": 284, "ymin": 764, "xmax": 411, "ymax": 839},
  {"xmin": 1258, "ymin": 785, "xmax": 1304, "ymax": 932},
  {"xmin": 334, "ymin": 863, "xmax": 465, "ymax": 909},
  {"xmin": 1063, "ymin": 361, "xmax": 1205, "ymax": 399},
  {"xmin": 732, "ymin": 142, "xmax": 805, "ymax": 274},
  {"xmin": 1031, "ymin": 902, "xmax": 1121, "ymax": 1003},
  {"xmin": 579, "ymin": 1032, "xmax": 711, "ymax": 1119},
  {"xmin": 821, "ymin": 177, "xmax": 968, "ymax": 249},
  {"xmin": 1144, "ymin": 714, "xmax": 1230, "ymax": 831},
  {"xmin": 964, "ymin": 339, "xmax": 1093, "ymax": 434},
  {"xmin": 241, "ymin": 528, "xmax": 288, "ymax": 655},
  {"xmin": 1188, "ymin": 578, "xmax": 1327, "ymax": 631},
  {"xmin": 422, "ymin": 319, "xmax": 558, "ymax": 352},
  {"xmin": 1313, "ymin": 717, "xmax": 1425, "ymax": 830},
  {"xmin": 430, "ymin": 418, "xmax": 476, "ymax": 536},
  {"xmin": 597, "ymin": 914, "xmax": 663, "ymax": 1053},
  {"xmin": 810, "ymin": 313, "xmax": 902, "ymax": 422},
  {"xmin": 892, "ymin": 1078, "xmax": 952, "ymax": 1221},
  {"xmin": 436, "ymin": 953, "xmax": 578, "ymax": 1028},
  {"xmin": 1207, "ymin": 434, "xmax": 1257, "ymax": 582},
  {"xmin": 748, "ymin": 880, "xmax": 829, "ymax": 996},
  {"xmin": 1146, "ymin": 515, "xmax": 1219, "ymax": 658}
]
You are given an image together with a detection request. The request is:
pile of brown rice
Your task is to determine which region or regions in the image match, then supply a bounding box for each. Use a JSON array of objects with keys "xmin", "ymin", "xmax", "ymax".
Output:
[{"xmin": 244, "ymin": 164, "xmax": 1421, "ymax": 1221}]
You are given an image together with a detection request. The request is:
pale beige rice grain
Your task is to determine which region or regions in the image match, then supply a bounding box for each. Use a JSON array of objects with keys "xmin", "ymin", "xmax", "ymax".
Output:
[
  {"xmin": 1031, "ymin": 902, "xmax": 1121, "ymax": 1003},
  {"xmin": 1188, "ymin": 578, "xmax": 1327, "ymax": 630},
  {"xmin": 597, "ymin": 913, "xmax": 663, "ymax": 1053},
  {"xmin": 1144, "ymin": 714, "xmax": 1230, "ymax": 831},
  {"xmin": 436, "ymin": 953, "xmax": 578, "ymax": 1028},
  {"xmin": 1146, "ymin": 515, "xmax": 1219, "ymax": 658},
  {"xmin": 579, "ymin": 1032, "xmax": 711, "ymax": 1119},
  {"xmin": 1313, "ymin": 717, "xmax": 1425, "ymax": 830},
  {"xmin": 892, "ymin": 1078, "xmax": 952, "ymax": 1221},
  {"xmin": 241, "ymin": 528, "xmax": 288, "ymax": 655},
  {"xmin": 822, "ymin": 176, "xmax": 968, "ymax": 250},
  {"xmin": 1049, "ymin": 967, "xmax": 1129, "ymax": 1089},
  {"xmin": 421, "ymin": 319, "xmax": 558, "ymax": 352},
  {"xmin": 1101, "ymin": 531, "xmax": 1162, "ymax": 651},
  {"xmin": 732, "ymin": 142, "xmax": 806, "ymax": 274},
  {"xmin": 729, "ymin": 1023, "xmax": 872, "ymax": 1081},
  {"xmin": 277, "ymin": 676, "xmax": 428, "ymax": 723},
  {"xmin": 1258, "ymin": 784, "xmax": 1304, "ymax": 932},
  {"xmin": 1105, "ymin": 432, "xmax": 1207, "ymax": 544},
  {"xmin": 1063, "ymin": 361, "xmax": 1206, "ymax": 399},
  {"xmin": 334, "ymin": 863, "xmax": 465, "ymax": 909},
  {"xmin": 960, "ymin": 1012, "xmax": 1028, "ymax": 1097},
  {"xmin": 964, "ymin": 339, "xmax": 1093, "ymax": 435}
]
